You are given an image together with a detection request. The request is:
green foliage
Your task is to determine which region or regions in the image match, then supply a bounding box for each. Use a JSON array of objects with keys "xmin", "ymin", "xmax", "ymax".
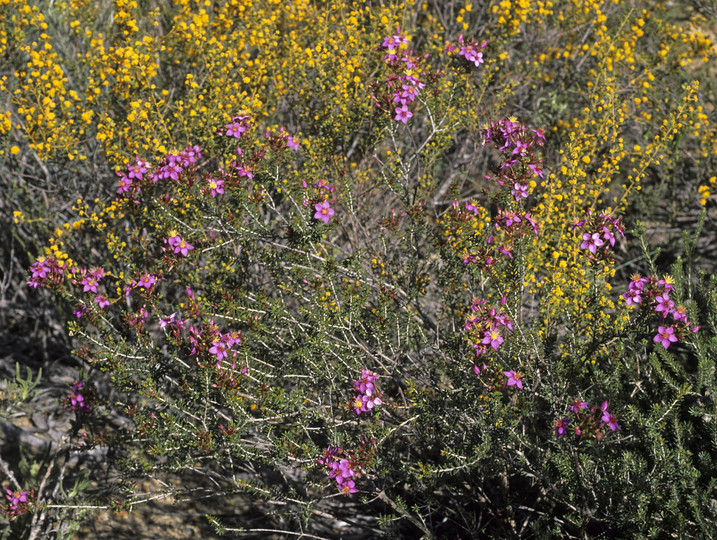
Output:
[{"xmin": 4, "ymin": 363, "xmax": 43, "ymax": 404}]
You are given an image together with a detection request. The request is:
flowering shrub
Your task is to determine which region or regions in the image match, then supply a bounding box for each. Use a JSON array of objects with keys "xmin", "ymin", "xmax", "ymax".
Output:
[{"xmin": 3, "ymin": 1, "xmax": 717, "ymax": 538}]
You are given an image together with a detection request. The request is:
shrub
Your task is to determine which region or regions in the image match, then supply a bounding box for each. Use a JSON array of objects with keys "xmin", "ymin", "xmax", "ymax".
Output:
[{"xmin": 3, "ymin": 0, "xmax": 717, "ymax": 538}]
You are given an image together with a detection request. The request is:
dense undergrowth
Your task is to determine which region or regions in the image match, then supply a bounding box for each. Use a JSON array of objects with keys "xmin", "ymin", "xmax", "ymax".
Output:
[{"xmin": 2, "ymin": 0, "xmax": 717, "ymax": 538}]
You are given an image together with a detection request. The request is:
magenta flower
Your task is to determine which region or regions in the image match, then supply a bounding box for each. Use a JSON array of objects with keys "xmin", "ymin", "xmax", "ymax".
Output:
[
  {"xmin": 225, "ymin": 115, "xmax": 251, "ymax": 139},
  {"xmin": 136, "ymin": 272, "xmax": 158, "ymax": 290},
  {"xmin": 457, "ymin": 35, "xmax": 486, "ymax": 67},
  {"xmin": 654, "ymin": 293, "xmax": 674, "ymax": 318},
  {"xmin": 117, "ymin": 175, "xmax": 133, "ymax": 194},
  {"xmin": 569, "ymin": 400, "xmax": 590, "ymax": 414},
  {"xmin": 671, "ymin": 305, "xmax": 688, "ymax": 323},
  {"xmin": 524, "ymin": 213, "xmax": 540, "ymax": 235},
  {"xmin": 394, "ymin": 104, "xmax": 413, "ymax": 124},
  {"xmin": 179, "ymin": 145, "xmax": 202, "ymax": 166},
  {"xmin": 314, "ymin": 179, "xmax": 335, "ymax": 192},
  {"xmin": 69, "ymin": 381, "xmax": 91, "ymax": 412},
  {"xmin": 503, "ymin": 370, "xmax": 523, "ymax": 389},
  {"xmin": 555, "ymin": 417, "xmax": 571, "ymax": 437},
  {"xmin": 580, "ymin": 232, "xmax": 604, "ymax": 254},
  {"xmin": 654, "ymin": 325, "xmax": 678, "ymax": 349},
  {"xmin": 381, "ymin": 28, "xmax": 408, "ymax": 49},
  {"xmin": 127, "ymin": 159, "xmax": 148, "ymax": 179},
  {"xmin": 167, "ymin": 235, "xmax": 194, "ymax": 257},
  {"xmin": 482, "ymin": 329, "xmax": 504, "ymax": 350},
  {"xmin": 207, "ymin": 177, "xmax": 225, "ymax": 198},
  {"xmin": 340, "ymin": 478, "xmax": 359, "ymax": 495},
  {"xmin": 95, "ymin": 295, "xmax": 110, "ymax": 309},
  {"xmin": 319, "ymin": 445, "xmax": 363, "ymax": 495},
  {"xmin": 511, "ymin": 182, "xmax": 529, "ymax": 200},
  {"xmin": 600, "ymin": 401, "xmax": 620, "ymax": 431},
  {"xmin": 209, "ymin": 341, "xmax": 228, "ymax": 362},
  {"xmin": 81, "ymin": 276, "xmax": 99, "ymax": 293},
  {"xmin": 528, "ymin": 163, "xmax": 544, "ymax": 177},
  {"xmin": 234, "ymin": 164, "xmax": 254, "ymax": 179},
  {"xmin": 157, "ymin": 159, "xmax": 183, "ymax": 181},
  {"xmin": 602, "ymin": 226, "xmax": 616, "ymax": 247},
  {"xmin": 314, "ymin": 200, "xmax": 335, "ymax": 224},
  {"xmin": 30, "ymin": 259, "xmax": 51, "ymax": 280},
  {"xmin": 158, "ymin": 312, "xmax": 178, "ymax": 329},
  {"xmin": 286, "ymin": 136, "xmax": 300, "ymax": 151},
  {"xmin": 622, "ymin": 288, "xmax": 642, "ymax": 307}
]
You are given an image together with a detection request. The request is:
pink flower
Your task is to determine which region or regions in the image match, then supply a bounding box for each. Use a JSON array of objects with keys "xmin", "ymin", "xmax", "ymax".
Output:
[
  {"xmin": 352, "ymin": 369, "xmax": 383, "ymax": 415},
  {"xmin": 600, "ymin": 401, "xmax": 620, "ymax": 431},
  {"xmin": 207, "ymin": 177, "xmax": 225, "ymax": 198},
  {"xmin": 128, "ymin": 158, "xmax": 149, "ymax": 179},
  {"xmin": 81, "ymin": 276, "xmax": 99, "ymax": 293},
  {"xmin": 286, "ymin": 136, "xmax": 300, "ymax": 151},
  {"xmin": 482, "ymin": 329, "xmax": 504, "ymax": 350},
  {"xmin": 225, "ymin": 115, "xmax": 251, "ymax": 139},
  {"xmin": 209, "ymin": 341, "xmax": 228, "ymax": 363},
  {"xmin": 622, "ymin": 288, "xmax": 642, "ymax": 307},
  {"xmin": 654, "ymin": 325, "xmax": 678, "ymax": 349},
  {"xmin": 159, "ymin": 313, "xmax": 177, "ymax": 329},
  {"xmin": 569, "ymin": 400, "xmax": 590, "ymax": 414},
  {"xmin": 167, "ymin": 235, "xmax": 194, "ymax": 257},
  {"xmin": 555, "ymin": 417, "xmax": 571, "ymax": 437},
  {"xmin": 137, "ymin": 272, "xmax": 158, "ymax": 290},
  {"xmin": 69, "ymin": 381, "xmax": 91, "ymax": 411},
  {"xmin": 671, "ymin": 305, "xmax": 688, "ymax": 323},
  {"xmin": 580, "ymin": 232, "xmax": 604, "ymax": 254},
  {"xmin": 314, "ymin": 201, "xmax": 335, "ymax": 224},
  {"xmin": 654, "ymin": 293, "xmax": 674, "ymax": 318},
  {"xmin": 117, "ymin": 175, "xmax": 133, "ymax": 194},
  {"xmin": 394, "ymin": 104, "xmax": 413, "ymax": 124},
  {"xmin": 503, "ymin": 370, "xmax": 523, "ymax": 389},
  {"xmin": 511, "ymin": 182, "xmax": 529, "ymax": 200},
  {"xmin": 95, "ymin": 295, "xmax": 110, "ymax": 309}
]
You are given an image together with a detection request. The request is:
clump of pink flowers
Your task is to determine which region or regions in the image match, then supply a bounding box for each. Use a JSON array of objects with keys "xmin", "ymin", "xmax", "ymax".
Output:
[
  {"xmin": 4, "ymin": 489, "xmax": 33, "ymax": 521},
  {"xmin": 116, "ymin": 145, "xmax": 203, "ymax": 196},
  {"xmin": 464, "ymin": 297, "xmax": 514, "ymax": 356},
  {"xmin": 555, "ymin": 400, "xmax": 620, "ymax": 441},
  {"xmin": 622, "ymin": 275, "xmax": 699, "ymax": 350},
  {"xmin": 352, "ymin": 369, "xmax": 382, "ymax": 415},
  {"xmin": 494, "ymin": 208, "xmax": 540, "ymax": 238},
  {"xmin": 78, "ymin": 267, "xmax": 104, "ymax": 294},
  {"xmin": 302, "ymin": 179, "xmax": 337, "ymax": 224},
  {"xmin": 27, "ymin": 257, "xmax": 64, "ymax": 289},
  {"xmin": 318, "ymin": 445, "xmax": 359, "ymax": 495},
  {"xmin": 373, "ymin": 28, "xmax": 442, "ymax": 125},
  {"xmin": 457, "ymin": 34, "xmax": 487, "ymax": 67},
  {"xmin": 482, "ymin": 117, "xmax": 546, "ymax": 194},
  {"xmin": 317, "ymin": 440, "xmax": 374, "ymax": 496},
  {"xmin": 573, "ymin": 210, "xmax": 625, "ymax": 258},
  {"xmin": 208, "ymin": 330, "xmax": 242, "ymax": 368},
  {"xmin": 473, "ymin": 362, "xmax": 524, "ymax": 392},
  {"xmin": 66, "ymin": 381, "xmax": 92, "ymax": 412}
]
